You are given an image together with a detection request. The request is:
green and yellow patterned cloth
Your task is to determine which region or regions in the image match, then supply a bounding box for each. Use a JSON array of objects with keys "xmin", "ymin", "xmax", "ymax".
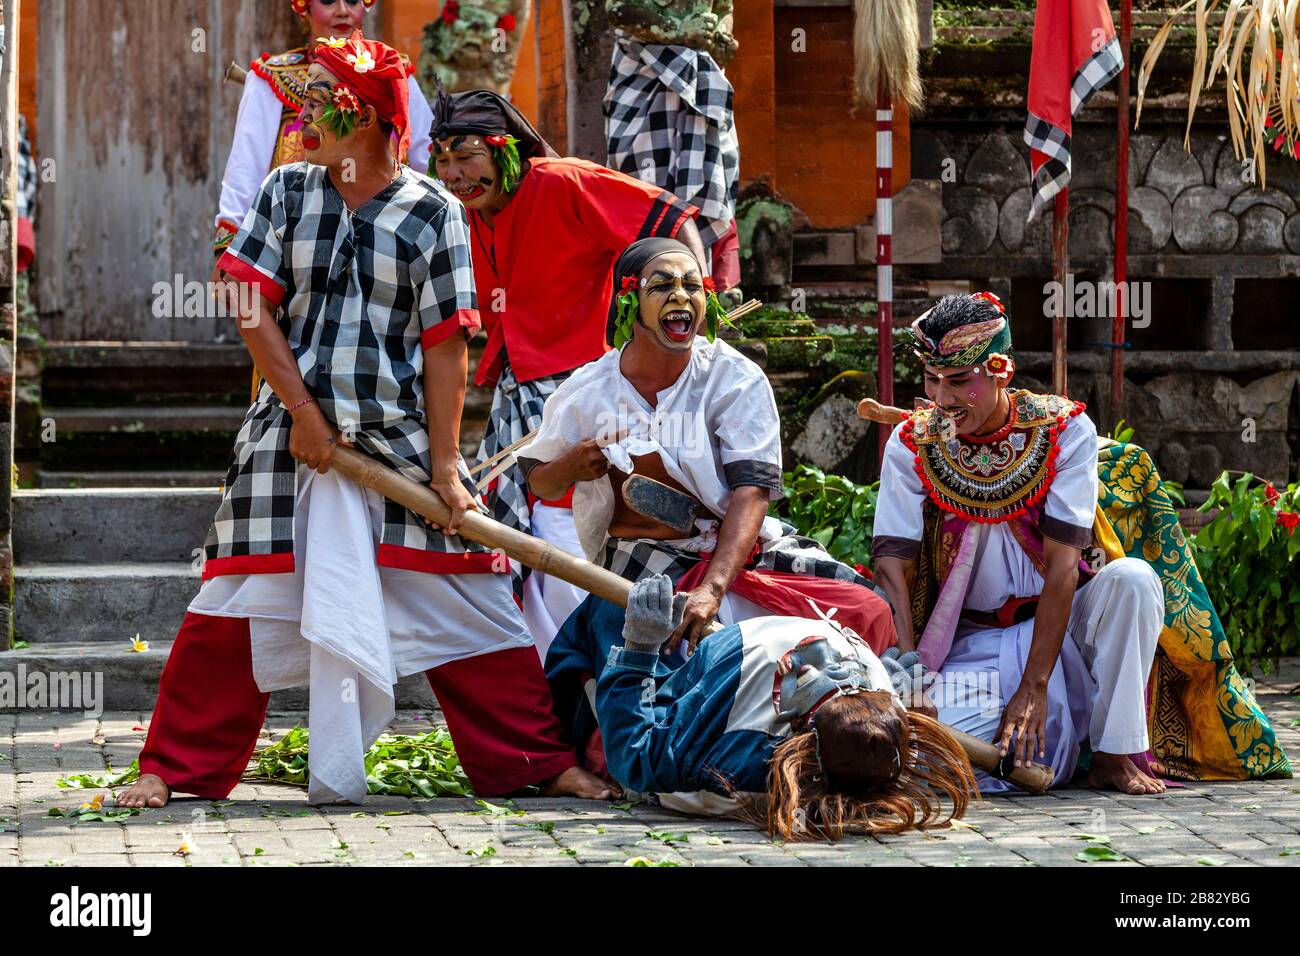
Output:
[{"xmin": 1096, "ymin": 440, "xmax": 1290, "ymax": 780}]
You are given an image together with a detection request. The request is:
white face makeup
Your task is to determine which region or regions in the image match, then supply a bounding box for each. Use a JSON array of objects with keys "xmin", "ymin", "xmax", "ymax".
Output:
[
  {"xmin": 431, "ymin": 136, "xmax": 502, "ymax": 210},
  {"xmin": 633, "ymin": 251, "xmax": 706, "ymax": 355}
]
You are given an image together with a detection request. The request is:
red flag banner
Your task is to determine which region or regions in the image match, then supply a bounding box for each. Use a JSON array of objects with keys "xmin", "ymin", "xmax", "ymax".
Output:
[{"xmin": 1024, "ymin": 0, "xmax": 1123, "ymax": 221}]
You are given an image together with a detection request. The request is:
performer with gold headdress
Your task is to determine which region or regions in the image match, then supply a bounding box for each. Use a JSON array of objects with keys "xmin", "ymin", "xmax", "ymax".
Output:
[
  {"xmin": 870, "ymin": 292, "xmax": 1290, "ymax": 795},
  {"xmin": 212, "ymin": 0, "xmax": 435, "ymax": 259}
]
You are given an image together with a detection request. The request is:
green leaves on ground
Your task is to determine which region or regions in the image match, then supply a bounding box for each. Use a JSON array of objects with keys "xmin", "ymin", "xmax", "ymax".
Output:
[
  {"xmin": 56, "ymin": 761, "xmax": 140, "ymax": 789},
  {"xmin": 47, "ymin": 805, "xmax": 141, "ymax": 824},
  {"xmin": 245, "ymin": 725, "xmax": 471, "ymax": 798},
  {"xmin": 1075, "ymin": 846, "xmax": 1128, "ymax": 863}
]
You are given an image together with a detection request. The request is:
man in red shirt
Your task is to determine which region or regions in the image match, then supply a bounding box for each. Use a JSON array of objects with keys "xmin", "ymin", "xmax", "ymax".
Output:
[{"xmin": 429, "ymin": 88, "xmax": 706, "ymax": 657}]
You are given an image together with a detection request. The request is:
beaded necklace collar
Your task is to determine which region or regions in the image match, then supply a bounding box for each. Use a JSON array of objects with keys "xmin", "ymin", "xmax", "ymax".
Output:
[{"xmin": 901, "ymin": 389, "xmax": 1085, "ymax": 524}]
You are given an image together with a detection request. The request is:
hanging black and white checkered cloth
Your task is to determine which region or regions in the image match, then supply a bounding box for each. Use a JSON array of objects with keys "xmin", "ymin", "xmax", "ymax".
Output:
[
  {"xmin": 207, "ymin": 162, "xmax": 492, "ymax": 571},
  {"xmin": 605, "ymin": 35, "xmax": 739, "ymax": 247},
  {"xmin": 16, "ymin": 115, "xmax": 35, "ymax": 225},
  {"xmin": 1023, "ymin": 35, "xmax": 1123, "ymax": 222}
]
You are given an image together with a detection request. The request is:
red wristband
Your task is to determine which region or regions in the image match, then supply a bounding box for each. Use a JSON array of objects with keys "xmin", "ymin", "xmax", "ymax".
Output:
[{"xmin": 288, "ymin": 396, "xmax": 316, "ymax": 414}]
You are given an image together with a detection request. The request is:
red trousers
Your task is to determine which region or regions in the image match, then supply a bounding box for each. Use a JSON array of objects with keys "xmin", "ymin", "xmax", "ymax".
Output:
[{"xmin": 139, "ymin": 612, "xmax": 576, "ymax": 798}]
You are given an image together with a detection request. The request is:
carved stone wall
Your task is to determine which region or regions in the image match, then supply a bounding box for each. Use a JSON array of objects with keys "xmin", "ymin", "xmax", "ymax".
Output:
[{"xmin": 903, "ymin": 109, "xmax": 1300, "ymax": 490}]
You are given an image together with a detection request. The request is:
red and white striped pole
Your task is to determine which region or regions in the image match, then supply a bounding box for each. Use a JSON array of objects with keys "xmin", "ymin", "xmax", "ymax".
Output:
[{"xmin": 875, "ymin": 91, "xmax": 895, "ymax": 467}]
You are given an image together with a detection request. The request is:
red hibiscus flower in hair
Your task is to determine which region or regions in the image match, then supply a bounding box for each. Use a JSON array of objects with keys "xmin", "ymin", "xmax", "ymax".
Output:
[
  {"xmin": 332, "ymin": 85, "xmax": 361, "ymax": 115},
  {"xmin": 620, "ymin": 276, "xmax": 639, "ymax": 294},
  {"xmin": 970, "ymin": 290, "xmax": 1006, "ymax": 313},
  {"xmin": 702, "ymin": 277, "xmax": 716, "ymax": 293},
  {"xmin": 484, "ymin": 134, "xmax": 508, "ymax": 147},
  {"xmin": 442, "ymin": 1, "xmax": 460, "ymax": 24},
  {"xmin": 1264, "ymin": 482, "xmax": 1280, "ymax": 507},
  {"xmin": 1277, "ymin": 511, "xmax": 1300, "ymax": 534},
  {"xmin": 984, "ymin": 352, "xmax": 1013, "ymax": 376},
  {"xmin": 498, "ymin": 13, "xmax": 517, "ymax": 32}
]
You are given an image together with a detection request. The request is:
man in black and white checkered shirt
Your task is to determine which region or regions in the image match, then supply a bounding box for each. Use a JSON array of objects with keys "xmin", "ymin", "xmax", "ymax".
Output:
[{"xmin": 118, "ymin": 33, "xmax": 613, "ymax": 811}]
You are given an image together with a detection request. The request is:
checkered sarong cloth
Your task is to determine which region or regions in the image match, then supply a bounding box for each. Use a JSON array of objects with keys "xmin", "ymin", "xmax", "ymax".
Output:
[
  {"xmin": 1023, "ymin": 35, "xmax": 1122, "ymax": 222},
  {"xmin": 605, "ymin": 36, "xmax": 738, "ymax": 247},
  {"xmin": 475, "ymin": 362, "xmax": 570, "ymax": 597},
  {"xmin": 17, "ymin": 114, "xmax": 35, "ymax": 224},
  {"xmin": 206, "ymin": 162, "xmax": 489, "ymax": 570},
  {"xmin": 204, "ymin": 402, "xmax": 490, "ymax": 569},
  {"xmin": 601, "ymin": 524, "xmax": 877, "ymax": 594}
]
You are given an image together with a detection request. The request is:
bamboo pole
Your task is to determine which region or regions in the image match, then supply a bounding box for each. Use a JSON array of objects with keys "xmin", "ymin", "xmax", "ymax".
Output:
[
  {"xmin": 1051, "ymin": 189, "xmax": 1069, "ymax": 396},
  {"xmin": 328, "ymin": 445, "xmax": 1053, "ymax": 793}
]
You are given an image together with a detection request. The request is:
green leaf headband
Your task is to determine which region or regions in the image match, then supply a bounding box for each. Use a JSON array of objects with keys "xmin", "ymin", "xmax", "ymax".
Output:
[
  {"xmin": 485, "ymin": 134, "xmax": 522, "ymax": 193},
  {"xmin": 319, "ymin": 83, "xmax": 363, "ymax": 140}
]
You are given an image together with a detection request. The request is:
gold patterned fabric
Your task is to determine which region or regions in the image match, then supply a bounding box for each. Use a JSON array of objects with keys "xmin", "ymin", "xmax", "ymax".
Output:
[
  {"xmin": 249, "ymin": 49, "xmax": 311, "ymax": 169},
  {"xmin": 1095, "ymin": 441, "xmax": 1289, "ymax": 780}
]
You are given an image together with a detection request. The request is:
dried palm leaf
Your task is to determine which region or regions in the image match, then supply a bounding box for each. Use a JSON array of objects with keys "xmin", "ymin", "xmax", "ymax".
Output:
[
  {"xmin": 852, "ymin": 0, "xmax": 922, "ymax": 111},
  {"xmin": 1137, "ymin": 0, "xmax": 1300, "ymax": 187}
]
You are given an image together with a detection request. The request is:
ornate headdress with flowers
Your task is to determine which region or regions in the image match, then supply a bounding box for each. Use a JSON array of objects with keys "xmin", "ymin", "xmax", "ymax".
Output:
[
  {"xmin": 291, "ymin": 0, "xmax": 376, "ymax": 14},
  {"xmin": 310, "ymin": 31, "xmax": 411, "ymax": 157},
  {"xmin": 908, "ymin": 291, "xmax": 1015, "ymax": 378}
]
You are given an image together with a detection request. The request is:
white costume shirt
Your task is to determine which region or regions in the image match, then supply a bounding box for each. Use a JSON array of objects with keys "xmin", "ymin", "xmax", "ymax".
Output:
[
  {"xmin": 873, "ymin": 406, "xmax": 1100, "ymax": 612},
  {"xmin": 519, "ymin": 339, "xmax": 786, "ymax": 560},
  {"xmin": 215, "ymin": 71, "xmax": 434, "ymax": 235}
]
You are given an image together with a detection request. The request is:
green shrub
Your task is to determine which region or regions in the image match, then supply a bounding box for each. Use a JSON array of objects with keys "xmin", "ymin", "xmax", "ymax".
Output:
[
  {"xmin": 773, "ymin": 465, "xmax": 878, "ymax": 572},
  {"xmin": 1191, "ymin": 473, "xmax": 1300, "ymax": 673}
]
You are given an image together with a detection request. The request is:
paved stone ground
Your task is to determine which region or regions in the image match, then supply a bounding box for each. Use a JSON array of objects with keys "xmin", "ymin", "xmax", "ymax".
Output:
[{"xmin": 3, "ymin": 664, "xmax": 1298, "ymax": 867}]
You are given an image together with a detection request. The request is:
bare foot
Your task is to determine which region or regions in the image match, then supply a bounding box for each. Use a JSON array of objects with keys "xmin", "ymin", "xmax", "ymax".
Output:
[
  {"xmin": 115, "ymin": 773, "xmax": 170, "ymax": 808},
  {"xmin": 540, "ymin": 766, "xmax": 622, "ymax": 801},
  {"xmin": 1087, "ymin": 752, "xmax": 1166, "ymax": 795}
]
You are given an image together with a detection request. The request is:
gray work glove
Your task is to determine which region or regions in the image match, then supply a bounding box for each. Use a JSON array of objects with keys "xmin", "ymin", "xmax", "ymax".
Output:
[
  {"xmin": 622, "ymin": 573, "xmax": 688, "ymax": 654},
  {"xmin": 881, "ymin": 647, "xmax": 925, "ymax": 702}
]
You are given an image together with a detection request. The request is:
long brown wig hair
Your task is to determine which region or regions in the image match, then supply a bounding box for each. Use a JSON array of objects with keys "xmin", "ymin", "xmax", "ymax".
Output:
[{"xmin": 737, "ymin": 691, "xmax": 977, "ymax": 842}]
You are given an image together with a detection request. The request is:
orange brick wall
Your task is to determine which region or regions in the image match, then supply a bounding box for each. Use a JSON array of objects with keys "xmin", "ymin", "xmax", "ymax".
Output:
[
  {"xmin": 725, "ymin": 5, "xmax": 910, "ymax": 229},
  {"xmin": 532, "ymin": 0, "xmax": 567, "ymax": 153},
  {"xmin": 729, "ymin": 0, "xmax": 774, "ymax": 186},
  {"xmin": 378, "ymin": 0, "xmax": 436, "ymax": 63},
  {"xmin": 18, "ymin": 0, "xmax": 37, "ymax": 144}
]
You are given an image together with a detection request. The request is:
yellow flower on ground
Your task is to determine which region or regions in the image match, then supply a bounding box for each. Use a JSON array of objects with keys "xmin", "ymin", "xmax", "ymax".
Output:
[
  {"xmin": 174, "ymin": 833, "xmax": 193, "ymax": 857},
  {"xmin": 79, "ymin": 793, "xmax": 104, "ymax": 811},
  {"xmin": 129, "ymin": 634, "xmax": 148, "ymax": 653}
]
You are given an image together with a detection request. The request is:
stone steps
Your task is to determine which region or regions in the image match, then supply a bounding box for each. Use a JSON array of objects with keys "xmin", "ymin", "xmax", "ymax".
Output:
[
  {"xmin": 34, "ymin": 470, "xmax": 226, "ymax": 489},
  {"xmin": 14, "ymin": 562, "xmax": 201, "ymax": 645},
  {"xmin": 13, "ymin": 488, "xmax": 219, "ymax": 564},
  {"xmin": 42, "ymin": 405, "xmax": 249, "ymax": 434},
  {"xmin": 0, "ymin": 641, "xmax": 438, "ymax": 711}
]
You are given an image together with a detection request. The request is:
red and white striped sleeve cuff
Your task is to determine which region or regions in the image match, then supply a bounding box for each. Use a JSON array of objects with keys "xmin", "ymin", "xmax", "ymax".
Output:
[
  {"xmin": 217, "ymin": 250, "xmax": 287, "ymax": 309},
  {"xmin": 421, "ymin": 307, "xmax": 481, "ymax": 351}
]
